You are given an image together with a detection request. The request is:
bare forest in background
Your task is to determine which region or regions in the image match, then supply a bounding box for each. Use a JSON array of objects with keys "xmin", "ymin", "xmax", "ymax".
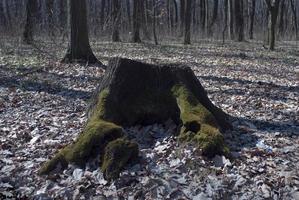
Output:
[{"xmin": 0, "ymin": 0, "xmax": 298, "ymax": 48}]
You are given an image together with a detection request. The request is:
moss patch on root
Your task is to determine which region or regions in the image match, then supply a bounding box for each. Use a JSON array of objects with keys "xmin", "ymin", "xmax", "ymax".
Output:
[
  {"xmin": 39, "ymin": 154, "xmax": 68, "ymax": 175},
  {"xmin": 39, "ymin": 119, "xmax": 124, "ymax": 175},
  {"xmin": 101, "ymin": 138, "xmax": 139, "ymax": 180},
  {"xmin": 195, "ymin": 124, "xmax": 229, "ymax": 157},
  {"xmin": 172, "ymin": 85, "xmax": 228, "ymax": 157}
]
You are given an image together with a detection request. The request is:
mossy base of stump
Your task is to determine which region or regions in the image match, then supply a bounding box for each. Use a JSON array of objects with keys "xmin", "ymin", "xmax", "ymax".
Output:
[{"xmin": 39, "ymin": 58, "xmax": 231, "ymax": 180}]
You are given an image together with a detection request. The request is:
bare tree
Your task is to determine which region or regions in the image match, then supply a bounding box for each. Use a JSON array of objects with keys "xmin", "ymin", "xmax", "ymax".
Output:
[
  {"xmin": 184, "ymin": 0, "xmax": 192, "ymax": 44},
  {"xmin": 208, "ymin": 0, "xmax": 219, "ymax": 35},
  {"xmin": 62, "ymin": 0, "xmax": 100, "ymax": 64},
  {"xmin": 112, "ymin": 0, "xmax": 121, "ymax": 42},
  {"xmin": 0, "ymin": 2, "xmax": 6, "ymax": 29},
  {"xmin": 132, "ymin": 0, "xmax": 142, "ymax": 43},
  {"xmin": 199, "ymin": 0, "xmax": 206, "ymax": 32},
  {"xmin": 152, "ymin": 0, "xmax": 158, "ymax": 45},
  {"xmin": 278, "ymin": 0, "xmax": 285, "ymax": 36},
  {"xmin": 290, "ymin": 0, "xmax": 298, "ymax": 40},
  {"xmin": 23, "ymin": 0, "xmax": 37, "ymax": 44},
  {"xmin": 265, "ymin": 0, "xmax": 280, "ymax": 50},
  {"xmin": 100, "ymin": 0, "xmax": 106, "ymax": 31},
  {"xmin": 222, "ymin": 0, "xmax": 228, "ymax": 43},
  {"xmin": 180, "ymin": 0, "xmax": 185, "ymax": 36},
  {"xmin": 249, "ymin": 0, "xmax": 256, "ymax": 39},
  {"xmin": 46, "ymin": 0, "xmax": 54, "ymax": 37},
  {"xmin": 235, "ymin": 0, "xmax": 245, "ymax": 41},
  {"xmin": 228, "ymin": 0, "xmax": 234, "ymax": 40}
]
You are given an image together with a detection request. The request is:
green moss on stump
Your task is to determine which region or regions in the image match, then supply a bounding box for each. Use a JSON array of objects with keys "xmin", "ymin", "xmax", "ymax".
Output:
[
  {"xmin": 195, "ymin": 124, "xmax": 229, "ymax": 157},
  {"xmin": 89, "ymin": 89, "xmax": 110, "ymax": 121},
  {"xmin": 172, "ymin": 85, "xmax": 217, "ymax": 127},
  {"xmin": 173, "ymin": 85, "xmax": 228, "ymax": 157},
  {"xmin": 101, "ymin": 138, "xmax": 139, "ymax": 180},
  {"xmin": 39, "ymin": 154, "xmax": 68, "ymax": 175},
  {"xmin": 39, "ymin": 119, "xmax": 124, "ymax": 174},
  {"xmin": 39, "ymin": 58, "xmax": 231, "ymax": 179}
]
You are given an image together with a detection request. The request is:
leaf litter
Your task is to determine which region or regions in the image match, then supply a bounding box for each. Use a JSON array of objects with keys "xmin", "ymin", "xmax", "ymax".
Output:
[{"xmin": 0, "ymin": 40, "xmax": 298, "ymax": 199}]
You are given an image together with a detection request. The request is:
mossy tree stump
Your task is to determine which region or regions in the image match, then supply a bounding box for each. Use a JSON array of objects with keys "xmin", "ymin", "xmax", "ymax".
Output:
[{"xmin": 40, "ymin": 58, "xmax": 231, "ymax": 180}]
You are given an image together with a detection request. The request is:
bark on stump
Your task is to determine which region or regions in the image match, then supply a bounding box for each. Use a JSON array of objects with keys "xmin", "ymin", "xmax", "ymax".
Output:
[{"xmin": 39, "ymin": 58, "xmax": 231, "ymax": 180}]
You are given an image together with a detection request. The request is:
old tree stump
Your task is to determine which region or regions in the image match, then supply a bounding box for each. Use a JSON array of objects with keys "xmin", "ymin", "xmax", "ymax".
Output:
[{"xmin": 39, "ymin": 58, "xmax": 231, "ymax": 180}]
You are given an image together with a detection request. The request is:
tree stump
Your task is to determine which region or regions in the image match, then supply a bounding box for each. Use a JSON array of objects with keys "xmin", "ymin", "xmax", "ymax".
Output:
[{"xmin": 39, "ymin": 58, "xmax": 231, "ymax": 180}]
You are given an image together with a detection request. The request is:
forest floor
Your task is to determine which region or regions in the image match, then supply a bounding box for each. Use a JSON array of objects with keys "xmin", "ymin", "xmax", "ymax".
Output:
[{"xmin": 0, "ymin": 39, "xmax": 298, "ymax": 199}]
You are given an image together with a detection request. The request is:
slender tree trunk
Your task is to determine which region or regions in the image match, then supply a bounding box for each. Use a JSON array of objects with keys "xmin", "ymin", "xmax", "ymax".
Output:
[
  {"xmin": 192, "ymin": 0, "xmax": 196, "ymax": 28},
  {"xmin": 141, "ymin": 0, "xmax": 151, "ymax": 40},
  {"xmin": 173, "ymin": 0, "xmax": 178, "ymax": 28},
  {"xmin": 278, "ymin": 0, "xmax": 285, "ymax": 36},
  {"xmin": 112, "ymin": 0, "xmax": 121, "ymax": 42},
  {"xmin": 249, "ymin": 0, "xmax": 256, "ymax": 39},
  {"xmin": 265, "ymin": 0, "xmax": 280, "ymax": 50},
  {"xmin": 153, "ymin": 0, "xmax": 158, "ymax": 45},
  {"xmin": 184, "ymin": 0, "xmax": 192, "ymax": 44},
  {"xmin": 62, "ymin": 0, "xmax": 100, "ymax": 64},
  {"xmin": 235, "ymin": 0, "xmax": 244, "ymax": 41},
  {"xmin": 100, "ymin": 0, "xmax": 106, "ymax": 30},
  {"xmin": 126, "ymin": 0, "xmax": 131, "ymax": 29},
  {"xmin": 204, "ymin": 0, "xmax": 209, "ymax": 36},
  {"xmin": 180, "ymin": 0, "xmax": 185, "ymax": 36},
  {"xmin": 290, "ymin": 0, "xmax": 298, "ymax": 40},
  {"xmin": 3, "ymin": 0, "xmax": 11, "ymax": 29},
  {"xmin": 23, "ymin": 0, "xmax": 37, "ymax": 44},
  {"xmin": 222, "ymin": 0, "xmax": 228, "ymax": 43},
  {"xmin": 0, "ymin": 2, "xmax": 6, "ymax": 29},
  {"xmin": 167, "ymin": 0, "xmax": 171, "ymax": 30},
  {"xmin": 59, "ymin": 0, "xmax": 67, "ymax": 32},
  {"xmin": 208, "ymin": 0, "xmax": 219, "ymax": 36},
  {"xmin": 228, "ymin": 0, "xmax": 234, "ymax": 40},
  {"xmin": 46, "ymin": 0, "xmax": 54, "ymax": 37},
  {"xmin": 199, "ymin": 0, "xmax": 206, "ymax": 32},
  {"xmin": 132, "ymin": 0, "xmax": 142, "ymax": 42}
]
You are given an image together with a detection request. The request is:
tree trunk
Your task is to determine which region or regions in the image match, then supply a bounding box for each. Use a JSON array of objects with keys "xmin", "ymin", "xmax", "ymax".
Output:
[
  {"xmin": 126, "ymin": 0, "xmax": 131, "ymax": 29},
  {"xmin": 173, "ymin": 0, "xmax": 179, "ymax": 28},
  {"xmin": 59, "ymin": 0, "xmax": 67, "ymax": 32},
  {"xmin": 290, "ymin": 0, "xmax": 298, "ymax": 40},
  {"xmin": 112, "ymin": 0, "xmax": 121, "ymax": 42},
  {"xmin": 184, "ymin": 0, "xmax": 192, "ymax": 44},
  {"xmin": 167, "ymin": 0, "xmax": 171, "ymax": 30},
  {"xmin": 204, "ymin": 0, "xmax": 209, "ymax": 36},
  {"xmin": 62, "ymin": 0, "xmax": 100, "ymax": 64},
  {"xmin": 0, "ymin": 2, "xmax": 6, "ymax": 29},
  {"xmin": 249, "ymin": 0, "xmax": 256, "ymax": 39},
  {"xmin": 23, "ymin": 0, "xmax": 37, "ymax": 44},
  {"xmin": 141, "ymin": 0, "xmax": 151, "ymax": 40},
  {"xmin": 228, "ymin": 0, "xmax": 234, "ymax": 40},
  {"xmin": 100, "ymin": 0, "xmax": 106, "ymax": 30},
  {"xmin": 180, "ymin": 0, "xmax": 185, "ymax": 36},
  {"xmin": 153, "ymin": 0, "xmax": 158, "ymax": 45},
  {"xmin": 46, "ymin": 0, "xmax": 54, "ymax": 37},
  {"xmin": 208, "ymin": 0, "xmax": 219, "ymax": 36},
  {"xmin": 222, "ymin": 0, "xmax": 228, "ymax": 43},
  {"xmin": 265, "ymin": 0, "xmax": 280, "ymax": 50},
  {"xmin": 2, "ymin": 0, "xmax": 11, "ymax": 29},
  {"xmin": 199, "ymin": 0, "xmax": 206, "ymax": 32},
  {"xmin": 278, "ymin": 0, "xmax": 285, "ymax": 35},
  {"xmin": 235, "ymin": 0, "xmax": 244, "ymax": 41},
  {"xmin": 132, "ymin": 0, "xmax": 142, "ymax": 42}
]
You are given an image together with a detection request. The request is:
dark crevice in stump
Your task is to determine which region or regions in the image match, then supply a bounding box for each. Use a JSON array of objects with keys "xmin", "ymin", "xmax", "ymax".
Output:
[{"xmin": 40, "ymin": 58, "xmax": 232, "ymax": 180}]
